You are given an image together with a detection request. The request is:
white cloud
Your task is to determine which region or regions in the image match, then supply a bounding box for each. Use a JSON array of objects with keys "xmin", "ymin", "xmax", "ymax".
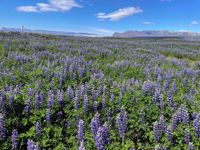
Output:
[
  {"xmin": 191, "ymin": 21, "xmax": 199, "ymax": 25},
  {"xmin": 142, "ymin": 21, "xmax": 154, "ymax": 25},
  {"xmin": 16, "ymin": 6, "xmax": 38, "ymax": 12},
  {"xmin": 97, "ymin": 7, "xmax": 143, "ymax": 21},
  {"xmin": 16, "ymin": 0, "xmax": 82, "ymax": 13}
]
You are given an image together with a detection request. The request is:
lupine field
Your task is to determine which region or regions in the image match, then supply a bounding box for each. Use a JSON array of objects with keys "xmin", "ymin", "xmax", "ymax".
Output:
[{"xmin": 1, "ymin": 32, "xmax": 200, "ymax": 150}]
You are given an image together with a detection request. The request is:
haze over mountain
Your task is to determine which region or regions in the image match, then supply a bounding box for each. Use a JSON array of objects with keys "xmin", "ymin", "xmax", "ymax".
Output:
[
  {"xmin": 0, "ymin": 27, "xmax": 97, "ymax": 37},
  {"xmin": 113, "ymin": 30, "xmax": 200, "ymax": 38}
]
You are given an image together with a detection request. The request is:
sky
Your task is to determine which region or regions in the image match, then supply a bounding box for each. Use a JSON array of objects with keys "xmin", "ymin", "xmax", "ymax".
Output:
[{"xmin": 0, "ymin": 0, "xmax": 200, "ymax": 35}]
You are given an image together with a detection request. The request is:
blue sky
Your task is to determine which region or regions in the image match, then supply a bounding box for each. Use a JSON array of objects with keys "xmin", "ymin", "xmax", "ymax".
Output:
[{"xmin": 0, "ymin": 0, "xmax": 200, "ymax": 35}]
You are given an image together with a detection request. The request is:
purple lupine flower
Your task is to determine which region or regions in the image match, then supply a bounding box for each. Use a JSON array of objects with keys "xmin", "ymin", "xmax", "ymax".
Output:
[
  {"xmin": 102, "ymin": 94, "xmax": 106, "ymax": 110},
  {"xmin": 163, "ymin": 80, "xmax": 169, "ymax": 91},
  {"xmin": 0, "ymin": 113, "xmax": 5, "ymax": 140},
  {"xmin": 172, "ymin": 113, "xmax": 178, "ymax": 132},
  {"xmin": 39, "ymin": 92, "xmax": 44, "ymax": 103},
  {"xmin": 27, "ymin": 88, "xmax": 33, "ymax": 97},
  {"xmin": 95, "ymin": 126, "xmax": 106, "ymax": 150},
  {"xmin": 35, "ymin": 122, "xmax": 42, "ymax": 138},
  {"xmin": 46, "ymin": 109, "xmax": 50, "ymax": 124},
  {"xmin": 27, "ymin": 139, "xmax": 35, "ymax": 150},
  {"xmin": 93, "ymin": 101, "xmax": 97, "ymax": 112},
  {"xmin": 24, "ymin": 99, "xmax": 30, "ymax": 117},
  {"xmin": 116, "ymin": 109, "xmax": 128, "ymax": 141},
  {"xmin": 35, "ymin": 94, "xmax": 41, "ymax": 110},
  {"xmin": 142, "ymin": 80, "xmax": 155, "ymax": 96},
  {"xmin": 159, "ymin": 94, "xmax": 164, "ymax": 109},
  {"xmin": 77, "ymin": 119, "xmax": 84, "ymax": 143},
  {"xmin": 153, "ymin": 89, "xmax": 163, "ymax": 108},
  {"xmin": 162, "ymin": 145, "xmax": 167, "ymax": 150},
  {"xmin": 181, "ymin": 105, "xmax": 189, "ymax": 125},
  {"xmin": 153, "ymin": 121, "xmax": 160, "ymax": 142},
  {"xmin": 78, "ymin": 141, "xmax": 86, "ymax": 150},
  {"xmin": 166, "ymin": 91, "xmax": 173, "ymax": 107},
  {"xmin": 67, "ymin": 86, "xmax": 74, "ymax": 100},
  {"xmin": 100, "ymin": 122, "xmax": 110, "ymax": 145},
  {"xmin": 47, "ymin": 91, "xmax": 54, "ymax": 109},
  {"xmin": 57, "ymin": 90, "xmax": 64, "ymax": 107},
  {"xmin": 109, "ymin": 88, "xmax": 114, "ymax": 102},
  {"xmin": 193, "ymin": 115, "xmax": 200, "ymax": 138},
  {"xmin": 171, "ymin": 80, "xmax": 178, "ymax": 94},
  {"xmin": 57, "ymin": 111, "xmax": 63, "ymax": 119},
  {"xmin": 27, "ymin": 139, "xmax": 40, "ymax": 150},
  {"xmin": 11, "ymin": 129, "xmax": 18, "ymax": 150},
  {"xmin": 188, "ymin": 142, "xmax": 194, "ymax": 150},
  {"xmin": 185, "ymin": 128, "xmax": 190, "ymax": 144},
  {"xmin": 158, "ymin": 115, "xmax": 165, "ymax": 134},
  {"xmin": 90, "ymin": 113, "xmax": 101, "ymax": 139},
  {"xmin": 166, "ymin": 126, "xmax": 172, "ymax": 143},
  {"xmin": 83, "ymin": 94, "xmax": 88, "ymax": 115}
]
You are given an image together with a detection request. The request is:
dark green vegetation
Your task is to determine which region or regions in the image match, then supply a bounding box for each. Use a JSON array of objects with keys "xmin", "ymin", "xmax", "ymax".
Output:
[{"xmin": 0, "ymin": 32, "xmax": 200, "ymax": 149}]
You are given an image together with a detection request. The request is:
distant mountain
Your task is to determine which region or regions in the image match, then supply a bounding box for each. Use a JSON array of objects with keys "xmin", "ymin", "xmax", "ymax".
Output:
[
  {"xmin": 0, "ymin": 27, "xmax": 97, "ymax": 37},
  {"xmin": 113, "ymin": 30, "xmax": 200, "ymax": 38}
]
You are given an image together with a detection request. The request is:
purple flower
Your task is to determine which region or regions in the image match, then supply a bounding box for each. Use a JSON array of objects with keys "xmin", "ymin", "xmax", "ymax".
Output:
[
  {"xmin": 93, "ymin": 101, "xmax": 97, "ymax": 112},
  {"xmin": 116, "ymin": 109, "xmax": 128, "ymax": 141},
  {"xmin": 24, "ymin": 99, "xmax": 30, "ymax": 117},
  {"xmin": 78, "ymin": 141, "xmax": 85, "ymax": 150},
  {"xmin": 83, "ymin": 94, "xmax": 88, "ymax": 115},
  {"xmin": 90, "ymin": 113, "xmax": 100, "ymax": 139},
  {"xmin": 47, "ymin": 91, "xmax": 54, "ymax": 109},
  {"xmin": 100, "ymin": 123, "xmax": 110, "ymax": 145},
  {"xmin": 153, "ymin": 121, "xmax": 160, "ymax": 142},
  {"xmin": 171, "ymin": 80, "xmax": 178, "ymax": 94},
  {"xmin": 185, "ymin": 128, "xmax": 190, "ymax": 144},
  {"xmin": 109, "ymin": 88, "xmax": 114, "ymax": 102},
  {"xmin": 35, "ymin": 94, "xmax": 41, "ymax": 110},
  {"xmin": 166, "ymin": 91, "xmax": 173, "ymax": 107},
  {"xmin": 163, "ymin": 80, "xmax": 169, "ymax": 91},
  {"xmin": 181, "ymin": 105, "xmax": 189, "ymax": 125},
  {"xmin": 35, "ymin": 122, "xmax": 42, "ymax": 138},
  {"xmin": 77, "ymin": 119, "xmax": 84, "ymax": 143},
  {"xmin": 102, "ymin": 94, "xmax": 106, "ymax": 110},
  {"xmin": 67, "ymin": 86, "xmax": 74, "ymax": 100},
  {"xmin": 158, "ymin": 115, "xmax": 165, "ymax": 134},
  {"xmin": 188, "ymin": 142, "xmax": 194, "ymax": 150},
  {"xmin": 153, "ymin": 89, "xmax": 163, "ymax": 109},
  {"xmin": 57, "ymin": 90, "xmax": 64, "ymax": 107},
  {"xmin": 166, "ymin": 126, "xmax": 172, "ymax": 143},
  {"xmin": 95, "ymin": 123, "xmax": 109, "ymax": 150},
  {"xmin": 193, "ymin": 115, "xmax": 200, "ymax": 138},
  {"xmin": 142, "ymin": 80, "xmax": 155, "ymax": 96},
  {"xmin": 27, "ymin": 139, "xmax": 40, "ymax": 150},
  {"xmin": 172, "ymin": 110, "xmax": 181, "ymax": 132},
  {"xmin": 11, "ymin": 129, "xmax": 18, "ymax": 150},
  {"xmin": 0, "ymin": 113, "xmax": 5, "ymax": 140}
]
